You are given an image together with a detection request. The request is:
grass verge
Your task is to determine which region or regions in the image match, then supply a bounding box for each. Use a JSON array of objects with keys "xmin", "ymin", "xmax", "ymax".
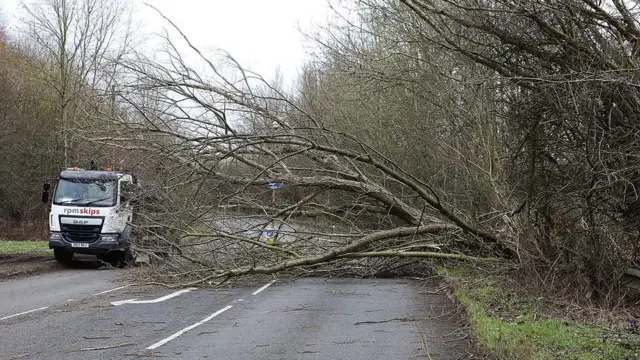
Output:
[
  {"xmin": 0, "ymin": 240, "xmax": 51, "ymax": 256},
  {"xmin": 439, "ymin": 265, "xmax": 640, "ymax": 359}
]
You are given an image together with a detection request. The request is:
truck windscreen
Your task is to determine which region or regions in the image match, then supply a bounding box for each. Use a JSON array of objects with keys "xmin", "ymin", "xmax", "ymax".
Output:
[{"xmin": 53, "ymin": 178, "xmax": 117, "ymax": 207}]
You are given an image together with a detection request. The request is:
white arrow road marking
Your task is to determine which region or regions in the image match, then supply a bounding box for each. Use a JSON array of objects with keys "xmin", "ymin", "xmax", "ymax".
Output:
[
  {"xmin": 251, "ymin": 280, "xmax": 276, "ymax": 296},
  {"xmin": 146, "ymin": 305, "xmax": 233, "ymax": 350},
  {"xmin": 110, "ymin": 288, "xmax": 196, "ymax": 306},
  {"xmin": 1, "ymin": 307, "xmax": 49, "ymax": 321}
]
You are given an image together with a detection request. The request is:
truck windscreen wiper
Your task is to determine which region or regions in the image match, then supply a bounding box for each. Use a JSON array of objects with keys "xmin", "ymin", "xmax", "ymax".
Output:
[
  {"xmin": 57, "ymin": 199, "xmax": 86, "ymax": 205},
  {"xmin": 82, "ymin": 197, "xmax": 114, "ymax": 206}
]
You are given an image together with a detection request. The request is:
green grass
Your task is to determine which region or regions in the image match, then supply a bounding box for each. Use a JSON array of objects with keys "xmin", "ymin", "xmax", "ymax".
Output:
[
  {"xmin": 439, "ymin": 265, "xmax": 640, "ymax": 359},
  {"xmin": 0, "ymin": 240, "xmax": 51, "ymax": 256}
]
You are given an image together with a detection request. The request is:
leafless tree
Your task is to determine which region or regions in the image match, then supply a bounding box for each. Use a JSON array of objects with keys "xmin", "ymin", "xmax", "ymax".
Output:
[
  {"xmin": 0, "ymin": 0, "xmax": 139, "ymax": 239},
  {"xmin": 92, "ymin": 0, "xmax": 640, "ymax": 301},
  {"xmin": 395, "ymin": 0, "xmax": 640, "ymax": 301},
  {"xmin": 19, "ymin": 0, "xmax": 135, "ymax": 167},
  {"xmin": 86, "ymin": 7, "xmax": 512, "ymax": 287}
]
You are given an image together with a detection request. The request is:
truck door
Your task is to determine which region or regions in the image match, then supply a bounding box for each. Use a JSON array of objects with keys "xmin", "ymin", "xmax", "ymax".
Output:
[
  {"xmin": 116, "ymin": 179, "xmax": 136, "ymax": 244},
  {"xmin": 119, "ymin": 180, "xmax": 134, "ymax": 224}
]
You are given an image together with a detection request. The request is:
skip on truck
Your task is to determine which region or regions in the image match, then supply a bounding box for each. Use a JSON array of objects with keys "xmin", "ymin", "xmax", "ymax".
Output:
[{"xmin": 41, "ymin": 163, "xmax": 137, "ymax": 266}]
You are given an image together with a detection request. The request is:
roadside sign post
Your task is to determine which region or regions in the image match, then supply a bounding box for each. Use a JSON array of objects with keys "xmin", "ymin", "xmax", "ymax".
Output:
[
  {"xmin": 265, "ymin": 182, "xmax": 282, "ymax": 244},
  {"xmin": 268, "ymin": 182, "xmax": 281, "ymax": 204},
  {"xmin": 265, "ymin": 229, "xmax": 276, "ymax": 244}
]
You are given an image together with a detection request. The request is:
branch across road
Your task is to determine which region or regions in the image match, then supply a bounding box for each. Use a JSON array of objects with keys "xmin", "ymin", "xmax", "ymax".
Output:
[{"xmin": 0, "ymin": 277, "xmax": 473, "ymax": 359}]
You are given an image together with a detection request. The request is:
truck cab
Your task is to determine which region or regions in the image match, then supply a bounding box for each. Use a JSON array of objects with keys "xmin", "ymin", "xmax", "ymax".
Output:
[{"xmin": 44, "ymin": 167, "xmax": 136, "ymax": 266}]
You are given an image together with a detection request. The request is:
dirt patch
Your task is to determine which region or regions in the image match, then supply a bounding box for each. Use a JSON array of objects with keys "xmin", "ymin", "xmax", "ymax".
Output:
[
  {"xmin": 0, "ymin": 255, "xmax": 64, "ymax": 280},
  {"xmin": 0, "ymin": 254, "xmax": 116, "ymax": 281},
  {"xmin": 0, "ymin": 254, "xmax": 49, "ymax": 262}
]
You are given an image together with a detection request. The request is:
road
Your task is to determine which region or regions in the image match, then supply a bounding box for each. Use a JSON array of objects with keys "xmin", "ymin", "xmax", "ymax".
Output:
[
  {"xmin": 0, "ymin": 271, "xmax": 473, "ymax": 360},
  {"xmin": 0, "ymin": 267, "xmax": 124, "ymax": 320}
]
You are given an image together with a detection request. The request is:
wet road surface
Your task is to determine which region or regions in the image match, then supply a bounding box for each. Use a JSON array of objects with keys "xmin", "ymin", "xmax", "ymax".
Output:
[{"xmin": 0, "ymin": 274, "xmax": 472, "ymax": 360}]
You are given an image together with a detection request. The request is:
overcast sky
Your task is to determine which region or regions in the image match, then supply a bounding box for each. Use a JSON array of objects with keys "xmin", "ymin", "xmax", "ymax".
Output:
[{"xmin": 1, "ymin": 0, "xmax": 332, "ymax": 87}]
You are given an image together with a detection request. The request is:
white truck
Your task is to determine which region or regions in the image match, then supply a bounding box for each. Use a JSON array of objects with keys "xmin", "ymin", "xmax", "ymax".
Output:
[{"xmin": 42, "ymin": 166, "xmax": 137, "ymax": 266}]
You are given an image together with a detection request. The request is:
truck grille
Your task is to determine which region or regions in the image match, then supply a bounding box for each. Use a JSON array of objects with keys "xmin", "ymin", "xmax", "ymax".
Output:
[{"xmin": 61, "ymin": 224, "xmax": 102, "ymax": 243}]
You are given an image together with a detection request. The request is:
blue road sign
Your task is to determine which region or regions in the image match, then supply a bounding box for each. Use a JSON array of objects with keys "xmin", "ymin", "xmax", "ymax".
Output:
[{"xmin": 267, "ymin": 182, "xmax": 282, "ymax": 190}]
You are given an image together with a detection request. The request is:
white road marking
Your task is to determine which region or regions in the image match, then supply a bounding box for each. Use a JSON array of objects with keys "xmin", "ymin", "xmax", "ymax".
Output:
[
  {"xmin": 0, "ymin": 307, "xmax": 49, "ymax": 321},
  {"xmin": 111, "ymin": 288, "xmax": 196, "ymax": 306},
  {"xmin": 146, "ymin": 305, "xmax": 233, "ymax": 350},
  {"xmin": 94, "ymin": 285, "xmax": 129, "ymax": 296},
  {"xmin": 251, "ymin": 280, "xmax": 276, "ymax": 296}
]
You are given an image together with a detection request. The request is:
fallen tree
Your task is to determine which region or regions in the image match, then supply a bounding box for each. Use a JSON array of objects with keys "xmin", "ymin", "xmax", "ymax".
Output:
[{"xmin": 85, "ymin": 5, "xmax": 516, "ymax": 287}]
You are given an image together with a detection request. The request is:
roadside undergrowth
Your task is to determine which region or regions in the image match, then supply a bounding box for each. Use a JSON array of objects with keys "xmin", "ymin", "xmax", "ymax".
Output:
[{"xmin": 439, "ymin": 264, "xmax": 640, "ymax": 359}]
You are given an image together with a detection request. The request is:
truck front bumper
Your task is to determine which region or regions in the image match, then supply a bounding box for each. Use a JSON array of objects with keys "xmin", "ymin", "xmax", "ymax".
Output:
[{"xmin": 48, "ymin": 232, "xmax": 130, "ymax": 254}]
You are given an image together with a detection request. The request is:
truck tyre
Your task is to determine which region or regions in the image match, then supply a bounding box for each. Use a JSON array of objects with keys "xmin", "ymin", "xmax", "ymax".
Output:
[
  {"xmin": 123, "ymin": 248, "xmax": 136, "ymax": 267},
  {"xmin": 112, "ymin": 249, "xmax": 134, "ymax": 268},
  {"xmin": 96, "ymin": 254, "xmax": 109, "ymax": 264},
  {"xmin": 54, "ymin": 249, "xmax": 73, "ymax": 265}
]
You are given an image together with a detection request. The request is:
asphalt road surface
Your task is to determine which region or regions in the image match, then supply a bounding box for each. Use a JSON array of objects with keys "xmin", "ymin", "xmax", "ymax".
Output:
[
  {"xmin": 0, "ymin": 271, "xmax": 473, "ymax": 360},
  {"xmin": 0, "ymin": 267, "xmax": 124, "ymax": 320}
]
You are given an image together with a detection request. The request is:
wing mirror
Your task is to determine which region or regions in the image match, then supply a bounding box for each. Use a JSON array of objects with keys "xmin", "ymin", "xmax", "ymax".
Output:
[{"xmin": 42, "ymin": 182, "xmax": 51, "ymax": 204}]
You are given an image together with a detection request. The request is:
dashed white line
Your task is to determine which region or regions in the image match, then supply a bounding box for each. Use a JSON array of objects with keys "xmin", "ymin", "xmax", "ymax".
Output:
[
  {"xmin": 146, "ymin": 305, "xmax": 233, "ymax": 350},
  {"xmin": 0, "ymin": 307, "xmax": 49, "ymax": 321},
  {"xmin": 143, "ymin": 280, "xmax": 276, "ymax": 349},
  {"xmin": 94, "ymin": 285, "xmax": 129, "ymax": 296},
  {"xmin": 251, "ymin": 280, "xmax": 276, "ymax": 296},
  {"xmin": 111, "ymin": 288, "xmax": 196, "ymax": 306}
]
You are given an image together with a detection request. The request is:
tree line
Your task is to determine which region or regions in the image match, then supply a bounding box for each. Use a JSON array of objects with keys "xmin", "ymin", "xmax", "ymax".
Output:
[{"xmin": 2, "ymin": 0, "xmax": 639, "ymax": 303}]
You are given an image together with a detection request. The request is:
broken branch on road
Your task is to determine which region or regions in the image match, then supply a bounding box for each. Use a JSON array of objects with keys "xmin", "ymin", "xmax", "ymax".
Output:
[
  {"xmin": 338, "ymin": 251, "xmax": 501, "ymax": 262},
  {"xmin": 79, "ymin": 342, "xmax": 135, "ymax": 351},
  {"xmin": 354, "ymin": 317, "xmax": 422, "ymax": 325}
]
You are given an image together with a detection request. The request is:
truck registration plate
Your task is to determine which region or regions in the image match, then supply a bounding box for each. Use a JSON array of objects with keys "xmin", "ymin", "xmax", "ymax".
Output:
[{"xmin": 71, "ymin": 243, "xmax": 89, "ymax": 248}]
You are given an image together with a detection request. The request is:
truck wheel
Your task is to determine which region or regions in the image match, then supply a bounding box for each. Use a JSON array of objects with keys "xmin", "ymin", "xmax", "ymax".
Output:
[
  {"xmin": 115, "ymin": 249, "xmax": 135, "ymax": 268},
  {"xmin": 54, "ymin": 249, "xmax": 73, "ymax": 265},
  {"xmin": 96, "ymin": 254, "xmax": 109, "ymax": 264}
]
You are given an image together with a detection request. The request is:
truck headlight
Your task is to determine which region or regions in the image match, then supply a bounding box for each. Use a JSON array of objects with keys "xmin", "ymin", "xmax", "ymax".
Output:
[
  {"xmin": 49, "ymin": 233, "xmax": 62, "ymax": 241},
  {"xmin": 101, "ymin": 235, "xmax": 118, "ymax": 242}
]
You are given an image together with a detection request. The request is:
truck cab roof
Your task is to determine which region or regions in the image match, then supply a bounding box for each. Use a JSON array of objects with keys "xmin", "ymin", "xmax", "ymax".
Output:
[{"xmin": 60, "ymin": 169, "xmax": 124, "ymax": 181}]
